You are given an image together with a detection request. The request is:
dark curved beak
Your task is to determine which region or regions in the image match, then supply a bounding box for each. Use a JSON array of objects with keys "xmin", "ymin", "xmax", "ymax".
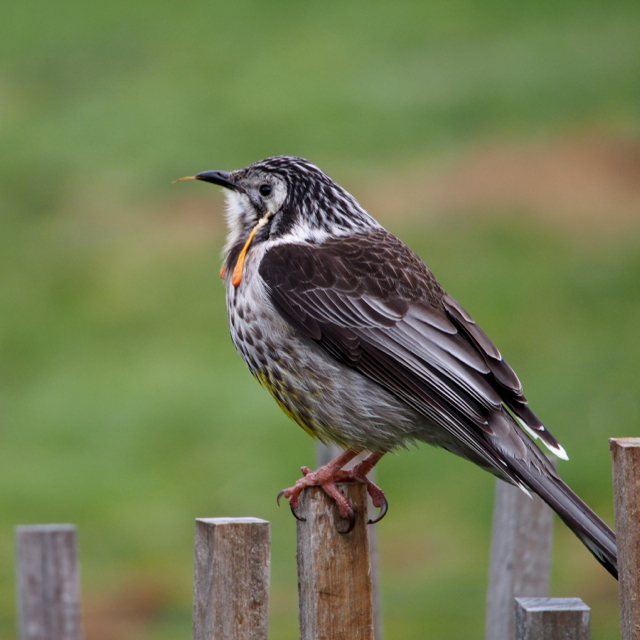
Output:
[{"xmin": 195, "ymin": 170, "xmax": 241, "ymax": 191}]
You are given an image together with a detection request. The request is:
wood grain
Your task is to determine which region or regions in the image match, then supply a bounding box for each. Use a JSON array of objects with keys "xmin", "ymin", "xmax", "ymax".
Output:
[
  {"xmin": 193, "ymin": 517, "xmax": 270, "ymax": 640},
  {"xmin": 515, "ymin": 597, "xmax": 590, "ymax": 640},
  {"xmin": 485, "ymin": 478, "xmax": 554, "ymax": 640},
  {"xmin": 16, "ymin": 524, "xmax": 83, "ymax": 640},
  {"xmin": 610, "ymin": 438, "xmax": 640, "ymax": 640},
  {"xmin": 297, "ymin": 483, "xmax": 374, "ymax": 640}
]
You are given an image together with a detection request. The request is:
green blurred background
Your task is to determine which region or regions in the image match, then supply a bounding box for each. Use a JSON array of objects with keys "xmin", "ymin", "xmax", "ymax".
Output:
[{"xmin": 2, "ymin": 1, "xmax": 639, "ymax": 638}]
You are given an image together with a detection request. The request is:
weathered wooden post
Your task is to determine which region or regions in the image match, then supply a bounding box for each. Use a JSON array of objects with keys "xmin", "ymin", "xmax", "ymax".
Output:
[
  {"xmin": 193, "ymin": 517, "xmax": 270, "ymax": 640},
  {"xmin": 610, "ymin": 437, "xmax": 640, "ymax": 640},
  {"xmin": 485, "ymin": 479, "xmax": 554, "ymax": 640},
  {"xmin": 16, "ymin": 524, "xmax": 83, "ymax": 640},
  {"xmin": 297, "ymin": 483, "xmax": 374, "ymax": 640},
  {"xmin": 515, "ymin": 597, "xmax": 590, "ymax": 640},
  {"xmin": 317, "ymin": 443, "xmax": 383, "ymax": 640}
]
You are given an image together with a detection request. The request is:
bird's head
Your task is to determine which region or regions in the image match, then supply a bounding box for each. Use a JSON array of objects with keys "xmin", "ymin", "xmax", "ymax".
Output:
[{"xmin": 178, "ymin": 156, "xmax": 379, "ymax": 251}]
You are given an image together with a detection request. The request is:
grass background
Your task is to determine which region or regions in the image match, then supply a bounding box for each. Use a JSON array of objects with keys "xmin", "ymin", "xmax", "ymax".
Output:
[{"xmin": 1, "ymin": 1, "xmax": 639, "ymax": 638}]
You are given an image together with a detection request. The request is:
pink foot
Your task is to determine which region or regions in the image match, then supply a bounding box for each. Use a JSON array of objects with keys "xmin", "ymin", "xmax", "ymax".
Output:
[
  {"xmin": 277, "ymin": 451, "xmax": 388, "ymax": 532},
  {"xmin": 334, "ymin": 453, "xmax": 388, "ymax": 524}
]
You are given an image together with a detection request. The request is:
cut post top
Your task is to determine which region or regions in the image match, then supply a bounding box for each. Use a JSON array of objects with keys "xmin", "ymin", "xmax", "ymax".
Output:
[
  {"xmin": 516, "ymin": 597, "xmax": 590, "ymax": 612},
  {"xmin": 195, "ymin": 517, "xmax": 269, "ymax": 526},
  {"xmin": 610, "ymin": 437, "xmax": 640, "ymax": 449},
  {"xmin": 16, "ymin": 524, "xmax": 77, "ymax": 533}
]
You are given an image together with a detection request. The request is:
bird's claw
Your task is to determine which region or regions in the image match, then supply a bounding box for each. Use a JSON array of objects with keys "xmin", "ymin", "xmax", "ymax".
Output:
[
  {"xmin": 278, "ymin": 489, "xmax": 306, "ymax": 520},
  {"xmin": 367, "ymin": 493, "xmax": 389, "ymax": 524},
  {"xmin": 290, "ymin": 503, "xmax": 306, "ymax": 522},
  {"xmin": 337, "ymin": 503, "xmax": 357, "ymax": 534},
  {"xmin": 335, "ymin": 462, "xmax": 389, "ymax": 525}
]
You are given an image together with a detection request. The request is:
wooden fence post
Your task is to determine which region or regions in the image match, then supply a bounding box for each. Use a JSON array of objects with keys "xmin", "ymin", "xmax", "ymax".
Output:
[
  {"xmin": 515, "ymin": 597, "xmax": 590, "ymax": 640},
  {"xmin": 610, "ymin": 437, "xmax": 640, "ymax": 640},
  {"xmin": 485, "ymin": 479, "xmax": 554, "ymax": 640},
  {"xmin": 297, "ymin": 483, "xmax": 374, "ymax": 640},
  {"xmin": 193, "ymin": 517, "xmax": 270, "ymax": 640},
  {"xmin": 16, "ymin": 524, "xmax": 83, "ymax": 640},
  {"xmin": 317, "ymin": 443, "xmax": 383, "ymax": 640}
]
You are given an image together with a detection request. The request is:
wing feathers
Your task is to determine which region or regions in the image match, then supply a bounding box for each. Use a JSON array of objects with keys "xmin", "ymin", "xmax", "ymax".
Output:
[
  {"xmin": 402, "ymin": 314, "xmax": 490, "ymax": 373},
  {"xmin": 443, "ymin": 294, "xmax": 522, "ymax": 393},
  {"xmin": 259, "ymin": 234, "xmax": 565, "ymax": 469},
  {"xmin": 405, "ymin": 301, "xmax": 458, "ymax": 334},
  {"xmin": 358, "ymin": 327, "xmax": 492, "ymax": 424},
  {"xmin": 355, "ymin": 344, "xmax": 521, "ymax": 482},
  {"xmin": 375, "ymin": 324, "xmax": 502, "ymax": 407},
  {"xmin": 269, "ymin": 288, "xmax": 322, "ymax": 340}
]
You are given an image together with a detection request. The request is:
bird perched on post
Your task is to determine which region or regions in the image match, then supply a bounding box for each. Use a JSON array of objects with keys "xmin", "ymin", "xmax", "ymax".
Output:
[{"xmin": 177, "ymin": 156, "xmax": 617, "ymax": 578}]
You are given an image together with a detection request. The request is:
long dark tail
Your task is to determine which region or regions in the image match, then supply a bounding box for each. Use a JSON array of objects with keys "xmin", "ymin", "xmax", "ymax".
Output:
[{"xmin": 509, "ymin": 456, "xmax": 618, "ymax": 579}]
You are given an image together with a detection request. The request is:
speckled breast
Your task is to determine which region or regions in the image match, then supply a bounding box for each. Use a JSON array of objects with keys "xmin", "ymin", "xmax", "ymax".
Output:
[{"xmin": 224, "ymin": 245, "xmax": 330, "ymax": 439}]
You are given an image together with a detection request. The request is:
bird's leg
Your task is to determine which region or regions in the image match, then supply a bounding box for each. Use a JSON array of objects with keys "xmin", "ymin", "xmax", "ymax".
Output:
[
  {"xmin": 277, "ymin": 449, "xmax": 359, "ymax": 526},
  {"xmin": 334, "ymin": 452, "xmax": 388, "ymax": 524}
]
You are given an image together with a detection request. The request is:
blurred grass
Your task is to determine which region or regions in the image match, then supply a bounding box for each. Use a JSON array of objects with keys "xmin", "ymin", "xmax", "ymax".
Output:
[{"xmin": 1, "ymin": 0, "xmax": 639, "ymax": 638}]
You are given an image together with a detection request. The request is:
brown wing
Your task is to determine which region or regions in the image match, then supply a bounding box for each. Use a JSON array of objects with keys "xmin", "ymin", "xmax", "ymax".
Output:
[{"xmin": 258, "ymin": 229, "xmax": 564, "ymax": 475}]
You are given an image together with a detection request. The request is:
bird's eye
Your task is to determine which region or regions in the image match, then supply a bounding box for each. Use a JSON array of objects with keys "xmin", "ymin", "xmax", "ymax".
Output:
[{"xmin": 259, "ymin": 184, "xmax": 272, "ymax": 197}]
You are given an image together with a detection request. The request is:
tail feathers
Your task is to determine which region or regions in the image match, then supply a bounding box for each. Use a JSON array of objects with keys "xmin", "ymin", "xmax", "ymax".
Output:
[{"xmin": 510, "ymin": 458, "xmax": 618, "ymax": 579}]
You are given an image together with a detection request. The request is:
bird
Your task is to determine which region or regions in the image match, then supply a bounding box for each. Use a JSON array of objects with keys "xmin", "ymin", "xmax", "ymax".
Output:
[{"xmin": 176, "ymin": 155, "xmax": 617, "ymax": 578}]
